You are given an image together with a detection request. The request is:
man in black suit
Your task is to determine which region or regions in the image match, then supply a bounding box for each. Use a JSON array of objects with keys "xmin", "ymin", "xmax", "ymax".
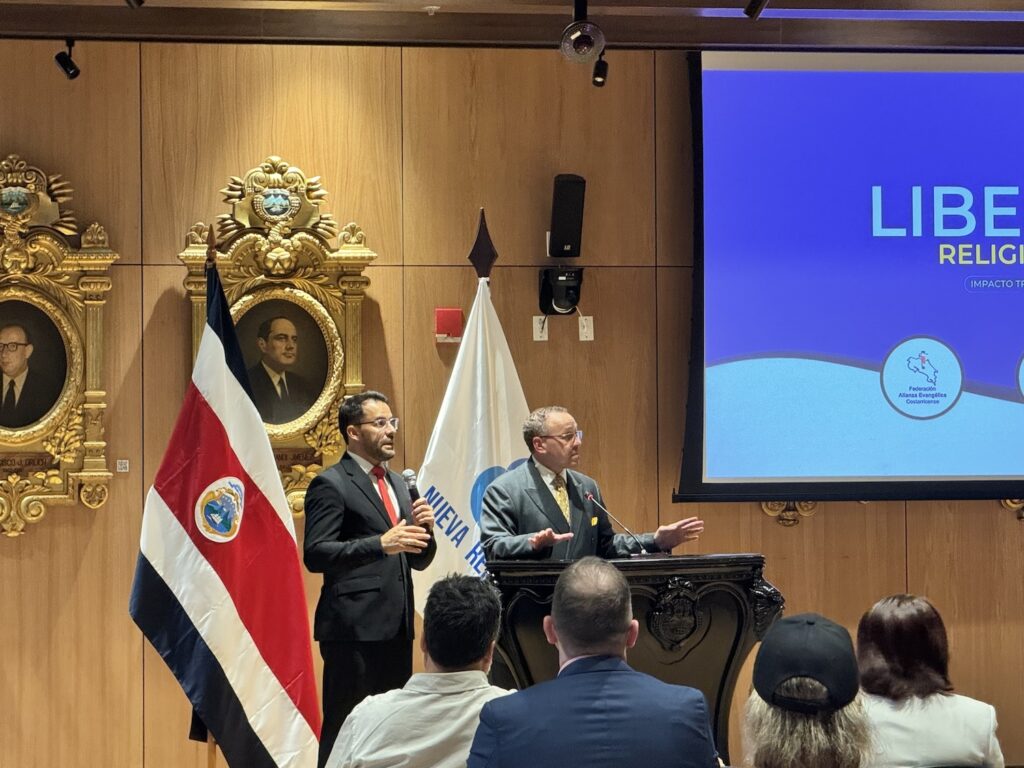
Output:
[
  {"xmin": 0, "ymin": 323, "xmax": 55, "ymax": 428},
  {"xmin": 304, "ymin": 391, "xmax": 437, "ymax": 768},
  {"xmin": 480, "ymin": 406, "xmax": 704, "ymax": 561},
  {"xmin": 248, "ymin": 315, "xmax": 316, "ymax": 424}
]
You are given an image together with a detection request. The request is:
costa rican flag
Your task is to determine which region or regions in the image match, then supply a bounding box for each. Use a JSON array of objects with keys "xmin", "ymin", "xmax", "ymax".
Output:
[{"xmin": 129, "ymin": 262, "xmax": 320, "ymax": 768}]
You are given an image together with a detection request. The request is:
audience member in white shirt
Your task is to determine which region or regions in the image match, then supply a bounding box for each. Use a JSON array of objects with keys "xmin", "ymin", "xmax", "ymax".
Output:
[{"xmin": 326, "ymin": 574, "xmax": 511, "ymax": 768}]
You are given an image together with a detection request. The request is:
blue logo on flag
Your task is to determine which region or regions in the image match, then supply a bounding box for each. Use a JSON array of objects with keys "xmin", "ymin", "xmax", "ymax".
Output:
[
  {"xmin": 195, "ymin": 477, "xmax": 245, "ymax": 542},
  {"xmin": 469, "ymin": 458, "xmax": 527, "ymax": 523}
]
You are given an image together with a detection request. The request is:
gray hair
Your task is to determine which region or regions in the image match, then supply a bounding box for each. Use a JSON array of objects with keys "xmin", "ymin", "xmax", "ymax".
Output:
[
  {"xmin": 743, "ymin": 678, "xmax": 871, "ymax": 768},
  {"xmin": 522, "ymin": 406, "xmax": 568, "ymax": 452}
]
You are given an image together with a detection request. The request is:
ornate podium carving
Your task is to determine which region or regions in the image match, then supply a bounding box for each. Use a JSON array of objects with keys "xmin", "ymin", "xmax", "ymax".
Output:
[
  {"xmin": 0, "ymin": 154, "xmax": 117, "ymax": 536},
  {"xmin": 180, "ymin": 156, "xmax": 375, "ymax": 514},
  {"xmin": 487, "ymin": 554, "xmax": 784, "ymax": 764}
]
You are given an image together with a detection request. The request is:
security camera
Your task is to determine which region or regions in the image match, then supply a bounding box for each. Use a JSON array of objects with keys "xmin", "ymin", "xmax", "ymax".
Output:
[
  {"xmin": 560, "ymin": 20, "xmax": 605, "ymax": 64},
  {"xmin": 539, "ymin": 267, "xmax": 585, "ymax": 315}
]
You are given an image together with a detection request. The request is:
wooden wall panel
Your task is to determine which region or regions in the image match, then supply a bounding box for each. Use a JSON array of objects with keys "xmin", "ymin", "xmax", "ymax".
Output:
[
  {"xmin": 400, "ymin": 265, "xmax": 478, "ymax": 471},
  {"xmin": 0, "ymin": 34, "xmax": 1021, "ymax": 768},
  {"xmin": 0, "ymin": 41, "xmax": 141, "ymax": 264},
  {"xmin": 698, "ymin": 501, "xmax": 908, "ymax": 762},
  {"xmin": 655, "ymin": 51, "xmax": 694, "ymax": 269},
  {"xmin": 141, "ymin": 44, "xmax": 402, "ymax": 266},
  {"xmin": 401, "ymin": 265, "xmax": 660, "ymax": 535},
  {"xmin": 361, "ymin": 265, "xmax": 406, "ymax": 470},
  {"xmin": 908, "ymin": 500, "xmax": 1024, "ymax": 761},
  {"xmin": 403, "ymin": 48, "xmax": 656, "ymax": 268},
  {"xmin": 0, "ymin": 263, "xmax": 144, "ymax": 768},
  {"xmin": 656, "ymin": 266, "xmax": 693, "ymax": 525}
]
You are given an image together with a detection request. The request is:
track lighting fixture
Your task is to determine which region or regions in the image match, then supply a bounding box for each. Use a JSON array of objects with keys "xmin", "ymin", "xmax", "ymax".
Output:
[
  {"xmin": 560, "ymin": 0, "xmax": 605, "ymax": 65},
  {"xmin": 744, "ymin": 0, "xmax": 770, "ymax": 19},
  {"xmin": 54, "ymin": 39, "xmax": 80, "ymax": 80},
  {"xmin": 592, "ymin": 53, "xmax": 608, "ymax": 87}
]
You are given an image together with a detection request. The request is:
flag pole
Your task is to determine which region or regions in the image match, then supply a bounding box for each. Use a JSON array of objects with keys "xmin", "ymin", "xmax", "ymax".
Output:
[{"xmin": 204, "ymin": 221, "xmax": 221, "ymax": 768}]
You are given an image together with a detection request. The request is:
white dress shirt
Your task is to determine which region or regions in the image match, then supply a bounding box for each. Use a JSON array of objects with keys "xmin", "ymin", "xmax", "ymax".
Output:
[
  {"xmin": 863, "ymin": 691, "xmax": 1005, "ymax": 768},
  {"xmin": 326, "ymin": 670, "xmax": 511, "ymax": 768}
]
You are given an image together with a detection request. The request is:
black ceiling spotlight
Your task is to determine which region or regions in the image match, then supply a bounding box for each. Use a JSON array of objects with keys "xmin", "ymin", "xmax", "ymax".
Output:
[
  {"xmin": 560, "ymin": 0, "xmax": 605, "ymax": 64},
  {"xmin": 592, "ymin": 53, "xmax": 608, "ymax": 87},
  {"xmin": 744, "ymin": 0, "xmax": 770, "ymax": 19},
  {"xmin": 125, "ymin": 0, "xmax": 145, "ymax": 7},
  {"xmin": 54, "ymin": 39, "xmax": 80, "ymax": 80}
]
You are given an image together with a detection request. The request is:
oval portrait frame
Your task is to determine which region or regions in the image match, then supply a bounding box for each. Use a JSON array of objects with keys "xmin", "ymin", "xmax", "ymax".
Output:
[
  {"xmin": 0, "ymin": 288, "xmax": 84, "ymax": 447},
  {"xmin": 230, "ymin": 286, "xmax": 344, "ymax": 441}
]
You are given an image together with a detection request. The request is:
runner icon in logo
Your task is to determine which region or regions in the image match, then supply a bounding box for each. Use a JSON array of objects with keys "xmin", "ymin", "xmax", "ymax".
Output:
[{"xmin": 881, "ymin": 337, "xmax": 962, "ymax": 420}]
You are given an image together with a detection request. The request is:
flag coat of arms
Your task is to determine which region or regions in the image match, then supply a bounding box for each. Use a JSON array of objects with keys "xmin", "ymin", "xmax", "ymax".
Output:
[
  {"xmin": 412, "ymin": 277, "xmax": 530, "ymax": 609},
  {"xmin": 129, "ymin": 265, "xmax": 320, "ymax": 768}
]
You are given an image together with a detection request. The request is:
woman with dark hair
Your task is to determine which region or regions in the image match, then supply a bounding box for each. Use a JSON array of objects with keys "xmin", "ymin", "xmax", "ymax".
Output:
[{"xmin": 857, "ymin": 594, "xmax": 1004, "ymax": 768}]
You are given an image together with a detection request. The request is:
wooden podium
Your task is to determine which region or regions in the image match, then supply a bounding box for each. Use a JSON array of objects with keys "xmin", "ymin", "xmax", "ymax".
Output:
[{"xmin": 487, "ymin": 554, "xmax": 784, "ymax": 764}]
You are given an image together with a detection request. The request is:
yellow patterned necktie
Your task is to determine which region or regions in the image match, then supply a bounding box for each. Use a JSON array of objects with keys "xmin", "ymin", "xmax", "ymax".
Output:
[{"xmin": 552, "ymin": 474, "xmax": 571, "ymax": 525}]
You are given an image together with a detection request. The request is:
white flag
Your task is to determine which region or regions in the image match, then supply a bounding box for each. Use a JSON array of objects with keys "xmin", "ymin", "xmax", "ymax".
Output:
[{"xmin": 413, "ymin": 277, "xmax": 530, "ymax": 611}]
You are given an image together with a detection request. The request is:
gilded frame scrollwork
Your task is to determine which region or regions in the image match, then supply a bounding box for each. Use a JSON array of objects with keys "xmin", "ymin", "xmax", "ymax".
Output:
[
  {"xmin": 0, "ymin": 154, "xmax": 117, "ymax": 537},
  {"xmin": 180, "ymin": 156, "xmax": 375, "ymax": 515}
]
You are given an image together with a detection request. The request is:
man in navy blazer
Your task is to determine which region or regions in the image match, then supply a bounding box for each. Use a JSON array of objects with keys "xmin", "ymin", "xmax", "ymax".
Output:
[
  {"xmin": 468, "ymin": 557, "xmax": 719, "ymax": 768},
  {"xmin": 304, "ymin": 391, "xmax": 438, "ymax": 768}
]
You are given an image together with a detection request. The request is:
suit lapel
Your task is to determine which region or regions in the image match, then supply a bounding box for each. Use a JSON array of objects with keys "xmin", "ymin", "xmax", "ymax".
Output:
[
  {"xmin": 525, "ymin": 460, "xmax": 572, "ymax": 534},
  {"xmin": 340, "ymin": 453, "xmax": 393, "ymax": 528},
  {"xmin": 565, "ymin": 471, "xmax": 588, "ymax": 531}
]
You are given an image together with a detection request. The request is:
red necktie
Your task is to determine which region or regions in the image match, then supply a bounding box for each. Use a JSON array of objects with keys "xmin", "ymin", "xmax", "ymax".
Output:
[{"xmin": 371, "ymin": 465, "xmax": 399, "ymax": 526}]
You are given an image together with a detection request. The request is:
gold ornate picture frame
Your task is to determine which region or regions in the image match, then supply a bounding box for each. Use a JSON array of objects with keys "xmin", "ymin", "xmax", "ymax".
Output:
[
  {"xmin": 180, "ymin": 156, "xmax": 375, "ymax": 514},
  {"xmin": 0, "ymin": 155, "xmax": 117, "ymax": 536}
]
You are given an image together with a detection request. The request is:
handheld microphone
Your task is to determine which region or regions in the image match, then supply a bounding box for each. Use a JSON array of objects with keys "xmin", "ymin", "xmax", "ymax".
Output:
[
  {"xmin": 401, "ymin": 469, "xmax": 421, "ymax": 502},
  {"xmin": 584, "ymin": 491, "xmax": 651, "ymax": 557}
]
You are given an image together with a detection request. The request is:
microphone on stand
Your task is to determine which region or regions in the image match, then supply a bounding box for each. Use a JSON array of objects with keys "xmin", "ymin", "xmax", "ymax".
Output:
[
  {"xmin": 401, "ymin": 469, "xmax": 421, "ymax": 502},
  {"xmin": 584, "ymin": 491, "xmax": 652, "ymax": 557}
]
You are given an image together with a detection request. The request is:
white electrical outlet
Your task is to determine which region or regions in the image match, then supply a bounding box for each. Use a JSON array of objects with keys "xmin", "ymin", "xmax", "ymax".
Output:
[
  {"xmin": 533, "ymin": 315, "xmax": 549, "ymax": 341},
  {"xmin": 578, "ymin": 315, "xmax": 594, "ymax": 341}
]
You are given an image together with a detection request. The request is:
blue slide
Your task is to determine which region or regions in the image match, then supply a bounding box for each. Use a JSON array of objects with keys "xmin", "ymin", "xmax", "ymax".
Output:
[{"xmin": 701, "ymin": 57, "xmax": 1024, "ymax": 483}]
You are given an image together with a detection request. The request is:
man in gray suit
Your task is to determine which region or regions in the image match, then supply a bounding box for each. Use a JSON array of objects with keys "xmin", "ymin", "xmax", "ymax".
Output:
[{"xmin": 480, "ymin": 406, "xmax": 704, "ymax": 561}]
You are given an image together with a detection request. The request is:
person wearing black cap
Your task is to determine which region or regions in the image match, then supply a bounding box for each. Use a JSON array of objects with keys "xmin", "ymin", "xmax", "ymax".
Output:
[{"xmin": 744, "ymin": 613, "xmax": 872, "ymax": 768}]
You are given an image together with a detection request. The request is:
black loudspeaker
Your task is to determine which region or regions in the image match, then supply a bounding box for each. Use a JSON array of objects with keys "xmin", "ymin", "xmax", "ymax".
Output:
[{"xmin": 548, "ymin": 174, "xmax": 586, "ymax": 258}]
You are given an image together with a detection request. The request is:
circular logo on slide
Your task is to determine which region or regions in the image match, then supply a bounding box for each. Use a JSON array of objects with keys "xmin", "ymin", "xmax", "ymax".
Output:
[
  {"xmin": 881, "ymin": 336, "xmax": 963, "ymax": 420},
  {"xmin": 1017, "ymin": 352, "xmax": 1024, "ymax": 401}
]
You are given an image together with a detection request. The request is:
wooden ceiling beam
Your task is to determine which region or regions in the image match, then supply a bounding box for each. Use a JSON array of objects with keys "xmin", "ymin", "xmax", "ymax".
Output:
[{"xmin": 3, "ymin": 3, "xmax": 1024, "ymax": 49}]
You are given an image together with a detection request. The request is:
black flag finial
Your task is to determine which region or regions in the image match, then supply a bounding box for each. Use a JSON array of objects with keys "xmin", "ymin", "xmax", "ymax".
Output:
[
  {"xmin": 467, "ymin": 208, "xmax": 499, "ymax": 279},
  {"xmin": 204, "ymin": 221, "xmax": 217, "ymax": 272}
]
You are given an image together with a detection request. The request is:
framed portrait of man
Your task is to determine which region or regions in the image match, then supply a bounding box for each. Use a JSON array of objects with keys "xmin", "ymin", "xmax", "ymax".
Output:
[
  {"xmin": 0, "ymin": 154, "xmax": 117, "ymax": 535},
  {"xmin": 231, "ymin": 288, "xmax": 342, "ymax": 437},
  {"xmin": 179, "ymin": 156, "xmax": 376, "ymax": 514},
  {"xmin": 0, "ymin": 299, "xmax": 69, "ymax": 430}
]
